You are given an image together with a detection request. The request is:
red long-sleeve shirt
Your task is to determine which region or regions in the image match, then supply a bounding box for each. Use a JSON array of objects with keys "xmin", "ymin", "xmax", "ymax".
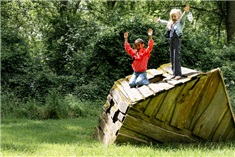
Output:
[{"xmin": 125, "ymin": 39, "xmax": 154, "ymax": 72}]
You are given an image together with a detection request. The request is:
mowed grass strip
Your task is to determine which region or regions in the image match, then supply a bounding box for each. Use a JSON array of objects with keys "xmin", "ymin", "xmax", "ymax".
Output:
[{"xmin": 1, "ymin": 117, "xmax": 235, "ymax": 157}]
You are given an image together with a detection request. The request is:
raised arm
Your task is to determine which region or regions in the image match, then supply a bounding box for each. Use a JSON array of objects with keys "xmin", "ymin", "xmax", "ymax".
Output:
[
  {"xmin": 154, "ymin": 17, "xmax": 169, "ymax": 25},
  {"xmin": 136, "ymin": 28, "xmax": 154, "ymax": 60},
  {"xmin": 124, "ymin": 32, "xmax": 135, "ymax": 58},
  {"xmin": 179, "ymin": 6, "xmax": 190, "ymax": 24},
  {"xmin": 146, "ymin": 28, "xmax": 154, "ymax": 53}
]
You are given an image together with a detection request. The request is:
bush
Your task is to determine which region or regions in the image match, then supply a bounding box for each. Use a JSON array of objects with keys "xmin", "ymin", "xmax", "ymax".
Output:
[
  {"xmin": 1, "ymin": 90, "xmax": 103, "ymax": 119},
  {"xmin": 78, "ymin": 15, "xmax": 170, "ymax": 100}
]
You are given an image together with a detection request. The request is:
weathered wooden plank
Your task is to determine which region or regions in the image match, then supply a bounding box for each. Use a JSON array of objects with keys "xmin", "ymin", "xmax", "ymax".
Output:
[
  {"xmin": 113, "ymin": 120, "xmax": 122, "ymax": 134},
  {"xmin": 103, "ymin": 100, "xmax": 111, "ymax": 112},
  {"xmin": 223, "ymin": 117, "xmax": 235, "ymax": 141},
  {"xmin": 181, "ymin": 66, "xmax": 199, "ymax": 76},
  {"xmin": 226, "ymin": 128, "xmax": 235, "ymax": 141},
  {"xmin": 146, "ymin": 71, "xmax": 155, "ymax": 79},
  {"xmin": 107, "ymin": 94, "xmax": 112, "ymax": 103},
  {"xmin": 116, "ymin": 126, "xmax": 160, "ymax": 144},
  {"xmin": 148, "ymin": 68, "xmax": 164, "ymax": 76},
  {"xmin": 212, "ymin": 109, "xmax": 231, "ymax": 141},
  {"xmin": 128, "ymin": 108, "xmax": 162, "ymax": 127},
  {"xmin": 117, "ymin": 101, "xmax": 130, "ymax": 114},
  {"xmin": 160, "ymin": 63, "xmax": 173, "ymax": 75},
  {"xmin": 111, "ymin": 84, "xmax": 130, "ymax": 105},
  {"xmin": 109, "ymin": 103, "xmax": 119, "ymax": 120},
  {"xmin": 217, "ymin": 68, "xmax": 235, "ymax": 122},
  {"xmin": 148, "ymin": 82, "xmax": 174, "ymax": 93},
  {"xmin": 156, "ymin": 84, "xmax": 185, "ymax": 122},
  {"xmin": 177, "ymin": 77, "xmax": 192, "ymax": 84},
  {"xmin": 193, "ymin": 81, "xmax": 228, "ymax": 139},
  {"xmin": 118, "ymin": 79, "xmax": 144, "ymax": 103},
  {"xmin": 188, "ymin": 73, "xmax": 201, "ymax": 79},
  {"xmin": 148, "ymin": 69, "xmax": 164, "ymax": 83},
  {"xmin": 131, "ymin": 98, "xmax": 151, "ymax": 112},
  {"xmin": 137, "ymin": 85, "xmax": 154, "ymax": 98},
  {"xmin": 122, "ymin": 115, "xmax": 195, "ymax": 143},
  {"xmin": 166, "ymin": 87, "xmax": 188, "ymax": 123},
  {"xmin": 209, "ymin": 105, "xmax": 228, "ymax": 139},
  {"xmin": 170, "ymin": 76, "xmax": 208, "ymax": 129},
  {"xmin": 170, "ymin": 79, "xmax": 198, "ymax": 128},
  {"xmin": 162, "ymin": 73, "xmax": 174, "ymax": 79},
  {"xmin": 167, "ymin": 79, "xmax": 184, "ymax": 86},
  {"xmin": 110, "ymin": 84, "xmax": 131, "ymax": 114},
  {"xmin": 188, "ymin": 71, "xmax": 220, "ymax": 130},
  {"xmin": 144, "ymin": 92, "xmax": 167, "ymax": 117},
  {"xmin": 99, "ymin": 115, "xmax": 111, "ymax": 135},
  {"xmin": 117, "ymin": 112, "xmax": 125, "ymax": 122},
  {"xmin": 99, "ymin": 112, "xmax": 123, "ymax": 145},
  {"xmin": 109, "ymin": 121, "xmax": 122, "ymax": 145},
  {"xmin": 128, "ymin": 108, "xmax": 199, "ymax": 142},
  {"xmin": 114, "ymin": 81, "xmax": 129, "ymax": 100},
  {"xmin": 116, "ymin": 133, "xmax": 149, "ymax": 144},
  {"xmin": 125, "ymin": 74, "xmax": 132, "ymax": 81},
  {"xmin": 93, "ymin": 126, "xmax": 104, "ymax": 142}
]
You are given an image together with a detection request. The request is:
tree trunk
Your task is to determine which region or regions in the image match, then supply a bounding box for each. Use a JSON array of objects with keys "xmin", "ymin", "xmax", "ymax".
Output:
[{"xmin": 226, "ymin": 1, "xmax": 235, "ymax": 43}]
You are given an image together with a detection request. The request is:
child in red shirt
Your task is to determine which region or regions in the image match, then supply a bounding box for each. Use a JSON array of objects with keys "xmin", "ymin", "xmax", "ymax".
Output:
[{"xmin": 124, "ymin": 28, "xmax": 154, "ymax": 88}]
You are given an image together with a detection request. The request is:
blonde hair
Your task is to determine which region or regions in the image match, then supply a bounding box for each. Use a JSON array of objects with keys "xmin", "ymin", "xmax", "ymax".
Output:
[{"xmin": 167, "ymin": 9, "xmax": 182, "ymax": 30}]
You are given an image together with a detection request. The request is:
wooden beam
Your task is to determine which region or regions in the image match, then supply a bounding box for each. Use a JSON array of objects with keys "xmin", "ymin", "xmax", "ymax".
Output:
[
  {"xmin": 193, "ymin": 81, "xmax": 228, "ymax": 139},
  {"xmin": 171, "ymin": 76, "xmax": 208, "ymax": 129},
  {"xmin": 122, "ymin": 115, "xmax": 196, "ymax": 143},
  {"xmin": 156, "ymin": 84, "xmax": 185, "ymax": 122},
  {"xmin": 188, "ymin": 71, "xmax": 219, "ymax": 130}
]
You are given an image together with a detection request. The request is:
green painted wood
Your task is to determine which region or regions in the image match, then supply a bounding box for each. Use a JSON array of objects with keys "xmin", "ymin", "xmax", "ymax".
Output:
[
  {"xmin": 212, "ymin": 109, "xmax": 231, "ymax": 141},
  {"xmin": 171, "ymin": 76, "xmax": 208, "ymax": 129},
  {"xmin": 116, "ymin": 126, "xmax": 159, "ymax": 144},
  {"xmin": 156, "ymin": 85, "xmax": 185, "ymax": 122},
  {"xmin": 144, "ymin": 92, "xmax": 167, "ymax": 117},
  {"xmin": 127, "ymin": 108, "xmax": 199, "ymax": 142},
  {"xmin": 193, "ymin": 81, "xmax": 228, "ymax": 139},
  {"xmin": 226, "ymin": 128, "xmax": 235, "ymax": 140},
  {"xmin": 188, "ymin": 71, "xmax": 220, "ymax": 130},
  {"xmin": 131, "ymin": 98, "xmax": 151, "ymax": 112},
  {"xmin": 122, "ymin": 115, "xmax": 195, "ymax": 143}
]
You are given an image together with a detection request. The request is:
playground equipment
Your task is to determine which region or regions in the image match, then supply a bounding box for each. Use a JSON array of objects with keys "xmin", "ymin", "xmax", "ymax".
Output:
[{"xmin": 94, "ymin": 63, "xmax": 235, "ymax": 145}]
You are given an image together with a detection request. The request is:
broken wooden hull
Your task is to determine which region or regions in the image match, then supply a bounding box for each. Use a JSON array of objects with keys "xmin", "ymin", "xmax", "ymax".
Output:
[{"xmin": 94, "ymin": 63, "xmax": 235, "ymax": 145}]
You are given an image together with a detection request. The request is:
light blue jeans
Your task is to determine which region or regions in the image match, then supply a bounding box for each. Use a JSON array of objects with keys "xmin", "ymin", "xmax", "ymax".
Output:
[{"xmin": 129, "ymin": 71, "xmax": 149, "ymax": 88}]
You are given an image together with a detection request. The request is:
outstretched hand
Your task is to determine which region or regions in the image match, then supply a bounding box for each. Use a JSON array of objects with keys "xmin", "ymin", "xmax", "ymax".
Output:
[
  {"xmin": 184, "ymin": 6, "xmax": 190, "ymax": 12},
  {"xmin": 124, "ymin": 32, "xmax": 128, "ymax": 39},
  {"xmin": 154, "ymin": 17, "xmax": 159, "ymax": 23},
  {"xmin": 148, "ymin": 28, "xmax": 153, "ymax": 36}
]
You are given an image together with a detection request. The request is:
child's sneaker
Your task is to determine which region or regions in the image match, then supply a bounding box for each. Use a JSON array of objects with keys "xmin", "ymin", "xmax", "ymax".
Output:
[{"xmin": 175, "ymin": 76, "xmax": 182, "ymax": 80}]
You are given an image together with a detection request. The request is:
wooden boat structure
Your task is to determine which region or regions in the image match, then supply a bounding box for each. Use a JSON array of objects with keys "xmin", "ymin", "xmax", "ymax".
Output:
[{"xmin": 94, "ymin": 63, "xmax": 235, "ymax": 145}]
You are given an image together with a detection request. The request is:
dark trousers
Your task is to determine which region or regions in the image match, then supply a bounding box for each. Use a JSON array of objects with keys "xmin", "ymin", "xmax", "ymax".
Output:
[{"xmin": 170, "ymin": 35, "xmax": 182, "ymax": 76}]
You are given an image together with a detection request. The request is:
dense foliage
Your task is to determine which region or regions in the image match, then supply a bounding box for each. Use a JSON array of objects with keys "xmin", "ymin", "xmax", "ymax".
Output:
[{"xmin": 1, "ymin": 0, "xmax": 235, "ymax": 119}]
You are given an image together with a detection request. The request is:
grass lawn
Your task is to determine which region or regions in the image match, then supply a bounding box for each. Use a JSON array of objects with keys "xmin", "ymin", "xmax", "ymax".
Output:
[{"xmin": 1, "ymin": 117, "xmax": 235, "ymax": 157}]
